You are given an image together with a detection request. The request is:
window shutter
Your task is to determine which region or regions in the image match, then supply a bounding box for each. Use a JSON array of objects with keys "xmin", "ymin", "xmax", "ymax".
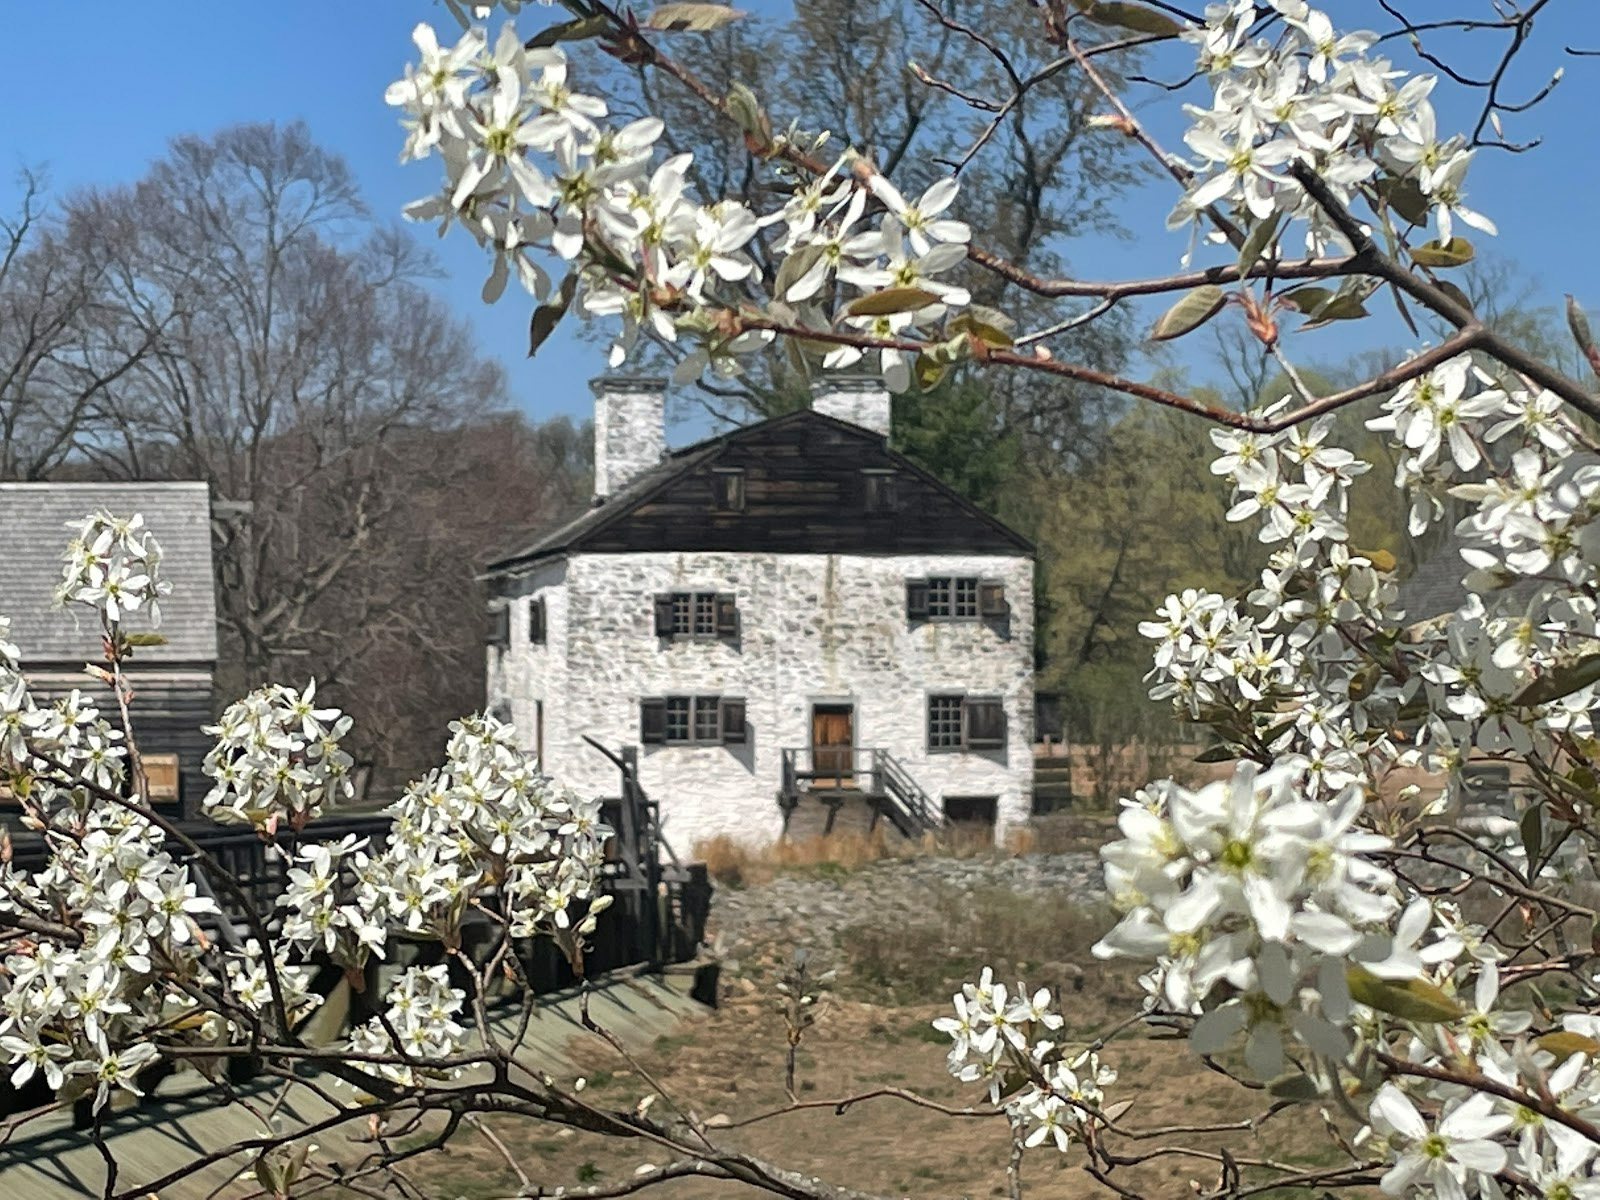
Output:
[
  {"xmin": 906, "ymin": 580, "xmax": 930, "ymax": 622},
  {"xmin": 715, "ymin": 593, "xmax": 740, "ymax": 638},
  {"xmin": 486, "ymin": 606, "xmax": 510, "ymax": 646},
  {"xmin": 721, "ymin": 698, "xmax": 747, "ymax": 744},
  {"xmin": 653, "ymin": 594, "xmax": 676, "ymax": 637},
  {"xmin": 640, "ymin": 698, "xmax": 667, "ymax": 744},
  {"xmin": 144, "ymin": 753, "xmax": 181, "ymax": 802},
  {"xmin": 529, "ymin": 597, "xmax": 546, "ymax": 644},
  {"xmin": 964, "ymin": 697, "xmax": 1006, "ymax": 750},
  {"xmin": 979, "ymin": 581, "xmax": 1007, "ymax": 619}
]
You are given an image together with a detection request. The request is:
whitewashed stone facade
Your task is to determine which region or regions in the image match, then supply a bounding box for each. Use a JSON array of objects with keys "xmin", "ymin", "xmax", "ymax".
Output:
[
  {"xmin": 485, "ymin": 379, "xmax": 1036, "ymax": 851},
  {"xmin": 489, "ymin": 550, "xmax": 1034, "ymax": 849}
]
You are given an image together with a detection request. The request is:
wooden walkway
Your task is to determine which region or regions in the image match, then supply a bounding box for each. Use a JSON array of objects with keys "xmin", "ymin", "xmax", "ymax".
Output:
[{"xmin": 0, "ymin": 967, "xmax": 713, "ymax": 1199}]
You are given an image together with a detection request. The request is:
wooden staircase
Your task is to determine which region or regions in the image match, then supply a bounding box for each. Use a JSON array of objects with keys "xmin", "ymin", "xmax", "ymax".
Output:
[
  {"xmin": 1032, "ymin": 745, "xmax": 1074, "ymax": 814},
  {"xmin": 779, "ymin": 747, "xmax": 944, "ymax": 839}
]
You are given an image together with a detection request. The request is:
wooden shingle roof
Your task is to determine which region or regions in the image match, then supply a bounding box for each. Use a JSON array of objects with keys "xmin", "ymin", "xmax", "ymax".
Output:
[
  {"xmin": 0, "ymin": 482, "xmax": 218, "ymax": 666},
  {"xmin": 485, "ymin": 409, "xmax": 1033, "ymax": 573}
]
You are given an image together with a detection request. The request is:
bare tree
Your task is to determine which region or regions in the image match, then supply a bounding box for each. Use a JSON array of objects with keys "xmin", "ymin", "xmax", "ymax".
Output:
[
  {"xmin": 0, "ymin": 170, "xmax": 163, "ymax": 480},
  {"xmin": 39, "ymin": 123, "xmax": 588, "ymax": 777}
]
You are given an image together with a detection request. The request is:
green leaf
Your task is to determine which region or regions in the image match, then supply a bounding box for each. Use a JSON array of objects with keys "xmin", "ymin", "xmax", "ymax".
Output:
[
  {"xmin": 1409, "ymin": 238, "xmax": 1475, "ymax": 268},
  {"xmin": 1567, "ymin": 294, "xmax": 1595, "ymax": 355},
  {"xmin": 726, "ymin": 82, "xmax": 767, "ymax": 143},
  {"xmin": 948, "ymin": 305, "xmax": 1017, "ymax": 348},
  {"xmin": 1074, "ymin": 1, "xmax": 1184, "ymax": 36},
  {"xmin": 1567, "ymin": 294, "xmax": 1600, "ymax": 378},
  {"xmin": 122, "ymin": 632, "xmax": 168, "ymax": 648},
  {"xmin": 846, "ymin": 286, "xmax": 940, "ymax": 317},
  {"xmin": 1237, "ymin": 212, "xmax": 1282, "ymax": 276},
  {"xmin": 643, "ymin": 3, "xmax": 748, "ymax": 32},
  {"xmin": 1150, "ymin": 285, "xmax": 1226, "ymax": 341},
  {"xmin": 1435, "ymin": 280, "xmax": 1475, "ymax": 314},
  {"xmin": 1539, "ymin": 1031, "xmax": 1600, "ymax": 1059},
  {"xmin": 1513, "ymin": 652, "xmax": 1600, "ymax": 707},
  {"xmin": 1194, "ymin": 743, "xmax": 1238, "ymax": 764},
  {"xmin": 525, "ymin": 15, "xmax": 611, "ymax": 49},
  {"xmin": 1279, "ymin": 286, "xmax": 1333, "ymax": 315},
  {"xmin": 913, "ymin": 353, "xmax": 951, "ymax": 392},
  {"xmin": 1346, "ymin": 964, "xmax": 1465, "ymax": 1024},
  {"xmin": 1520, "ymin": 804, "xmax": 1544, "ymax": 866},
  {"xmin": 1301, "ymin": 293, "xmax": 1370, "ymax": 328},
  {"xmin": 1377, "ymin": 175, "xmax": 1430, "ymax": 226},
  {"xmin": 529, "ymin": 273, "xmax": 579, "ymax": 357}
]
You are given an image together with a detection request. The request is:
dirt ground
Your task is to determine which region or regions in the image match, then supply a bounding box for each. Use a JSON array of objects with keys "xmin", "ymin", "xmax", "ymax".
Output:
[{"xmin": 394, "ymin": 865, "xmax": 1364, "ymax": 1200}]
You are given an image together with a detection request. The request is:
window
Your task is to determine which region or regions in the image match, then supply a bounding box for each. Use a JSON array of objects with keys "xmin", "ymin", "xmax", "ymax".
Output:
[
  {"xmin": 944, "ymin": 795, "xmax": 998, "ymax": 829},
  {"xmin": 907, "ymin": 577, "xmax": 1006, "ymax": 622},
  {"xmin": 528, "ymin": 597, "xmax": 546, "ymax": 645},
  {"xmin": 640, "ymin": 696, "xmax": 747, "ymax": 745},
  {"xmin": 654, "ymin": 592, "xmax": 739, "ymax": 640},
  {"xmin": 712, "ymin": 467, "xmax": 746, "ymax": 512},
  {"xmin": 144, "ymin": 753, "xmax": 181, "ymax": 803},
  {"xmin": 862, "ymin": 468, "xmax": 898, "ymax": 514},
  {"xmin": 486, "ymin": 605, "xmax": 510, "ymax": 646},
  {"xmin": 928, "ymin": 694, "xmax": 965, "ymax": 750},
  {"xmin": 927, "ymin": 694, "xmax": 1008, "ymax": 753}
]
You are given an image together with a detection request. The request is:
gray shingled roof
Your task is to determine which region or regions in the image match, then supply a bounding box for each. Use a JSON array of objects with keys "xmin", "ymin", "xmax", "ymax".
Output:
[{"xmin": 0, "ymin": 483, "xmax": 218, "ymax": 665}]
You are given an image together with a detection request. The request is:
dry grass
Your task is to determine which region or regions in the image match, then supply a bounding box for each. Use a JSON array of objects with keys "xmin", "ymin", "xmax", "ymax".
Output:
[
  {"xmin": 393, "ymin": 882, "xmax": 1356, "ymax": 1200},
  {"xmin": 836, "ymin": 884, "xmax": 1119, "ymax": 1005}
]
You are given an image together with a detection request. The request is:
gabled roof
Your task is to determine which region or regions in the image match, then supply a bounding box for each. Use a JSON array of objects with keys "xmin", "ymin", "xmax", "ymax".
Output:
[
  {"xmin": 486, "ymin": 409, "xmax": 1033, "ymax": 573},
  {"xmin": 0, "ymin": 482, "xmax": 218, "ymax": 665}
]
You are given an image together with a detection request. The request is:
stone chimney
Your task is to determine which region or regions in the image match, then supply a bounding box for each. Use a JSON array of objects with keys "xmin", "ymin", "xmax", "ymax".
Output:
[
  {"xmin": 591, "ymin": 375, "xmax": 667, "ymax": 501},
  {"xmin": 811, "ymin": 374, "xmax": 892, "ymax": 439}
]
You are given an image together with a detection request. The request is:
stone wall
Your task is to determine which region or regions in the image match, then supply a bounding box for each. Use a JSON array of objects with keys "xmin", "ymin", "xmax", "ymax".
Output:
[
  {"xmin": 591, "ymin": 377, "xmax": 666, "ymax": 498},
  {"xmin": 810, "ymin": 377, "xmax": 892, "ymax": 438},
  {"xmin": 489, "ymin": 550, "xmax": 1035, "ymax": 850}
]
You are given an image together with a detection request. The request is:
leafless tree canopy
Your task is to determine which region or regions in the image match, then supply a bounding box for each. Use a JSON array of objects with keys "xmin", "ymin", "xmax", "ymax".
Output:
[{"xmin": 0, "ymin": 125, "xmax": 592, "ymax": 782}]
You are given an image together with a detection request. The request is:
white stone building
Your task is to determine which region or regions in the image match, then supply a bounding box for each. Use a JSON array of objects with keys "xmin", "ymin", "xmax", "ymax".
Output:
[{"xmin": 484, "ymin": 376, "xmax": 1034, "ymax": 850}]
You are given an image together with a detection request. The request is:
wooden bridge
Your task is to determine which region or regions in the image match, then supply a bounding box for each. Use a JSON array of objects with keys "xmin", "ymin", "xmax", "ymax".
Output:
[{"xmin": 0, "ymin": 742, "xmax": 716, "ymax": 1194}]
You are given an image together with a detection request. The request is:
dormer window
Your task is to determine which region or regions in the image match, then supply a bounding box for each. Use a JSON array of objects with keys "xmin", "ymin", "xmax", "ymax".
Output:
[
  {"xmin": 712, "ymin": 467, "xmax": 746, "ymax": 512},
  {"xmin": 862, "ymin": 468, "xmax": 898, "ymax": 514}
]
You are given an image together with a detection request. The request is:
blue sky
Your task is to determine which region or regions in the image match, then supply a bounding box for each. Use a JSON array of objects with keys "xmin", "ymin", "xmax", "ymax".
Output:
[{"xmin": 2, "ymin": 3, "xmax": 1596, "ymax": 444}]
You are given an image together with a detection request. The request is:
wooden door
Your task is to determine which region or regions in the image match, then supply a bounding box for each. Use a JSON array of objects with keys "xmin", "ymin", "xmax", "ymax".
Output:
[{"xmin": 811, "ymin": 705, "xmax": 854, "ymax": 787}]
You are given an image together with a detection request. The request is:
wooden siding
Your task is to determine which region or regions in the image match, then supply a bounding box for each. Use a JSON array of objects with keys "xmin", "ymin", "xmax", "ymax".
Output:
[
  {"xmin": 22, "ymin": 669, "xmax": 215, "ymax": 820},
  {"xmin": 572, "ymin": 417, "xmax": 1028, "ymax": 556}
]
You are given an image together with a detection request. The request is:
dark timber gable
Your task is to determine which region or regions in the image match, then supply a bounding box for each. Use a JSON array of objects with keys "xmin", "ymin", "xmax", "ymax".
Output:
[{"xmin": 489, "ymin": 411, "xmax": 1032, "ymax": 570}]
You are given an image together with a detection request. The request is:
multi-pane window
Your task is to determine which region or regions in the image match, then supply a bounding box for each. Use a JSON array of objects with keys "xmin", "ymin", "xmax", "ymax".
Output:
[
  {"xmin": 928, "ymin": 694, "xmax": 965, "ymax": 749},
  {"xmin": 664, "ymin": 696, "xmax": 692, "ymax": 743},
  {"xmin": 927, "ymin": 694, "xmax": 1007, "ymax": 753},
  {"xmin": 654, "ymin": 592, "xmax": 739, "ymax": 640},
  {"xmin": 642, "ymin": 696, "xmax": 747, "ymax": 745},
  {"xmin": 908, "ymin": 577, "xmax": 1005, "ymax": 622}
]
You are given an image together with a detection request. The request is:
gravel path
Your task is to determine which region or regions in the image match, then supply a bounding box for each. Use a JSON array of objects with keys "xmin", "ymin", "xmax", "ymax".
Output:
[{"xmin": 705, "ymin": 851, "xmax": 1104, "ymax": 966}]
